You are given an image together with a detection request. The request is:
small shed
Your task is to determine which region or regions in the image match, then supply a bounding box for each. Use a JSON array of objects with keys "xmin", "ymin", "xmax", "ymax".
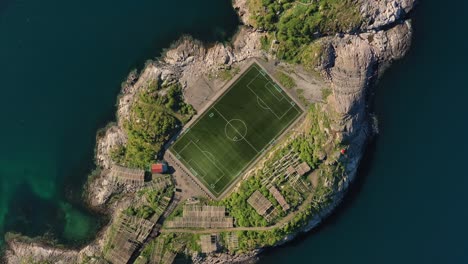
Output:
[{"xmin": 151, "ymin": 162, "xmax": 168, "ymax": 174}]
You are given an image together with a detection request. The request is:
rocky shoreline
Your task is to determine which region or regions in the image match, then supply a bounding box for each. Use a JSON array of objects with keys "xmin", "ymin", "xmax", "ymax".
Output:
[{"xmin": 3, "ymin": 0, "xmax": 416, "ymax": 263}]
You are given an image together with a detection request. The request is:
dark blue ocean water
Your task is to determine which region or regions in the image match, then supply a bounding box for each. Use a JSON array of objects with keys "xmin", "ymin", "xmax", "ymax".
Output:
[
  {"xmin": 260, "ymin": 1, "xmax": 468, "ymax": 263},
  {"xmin": 0, "ymin": 0, "xmax": 238, "ymax": 247},
  {"xmin": 2, "ymin": 0, "xmax": 467, "ymax": 262}
]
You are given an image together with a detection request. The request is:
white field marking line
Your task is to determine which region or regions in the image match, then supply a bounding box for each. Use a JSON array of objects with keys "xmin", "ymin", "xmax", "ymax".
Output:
[
  {"xmin": 245, "ymin": 69, "xmax": 263, "ymax": 89},
  {"xmin": 202, "ymin": 150, "xmax": 216, "ymax": 161},
  {"xmin": 248, "ymin": 85, "xmax": 295, "ymax": 120},
  {"xmin": 192, "ymin": 141, "xmax": 227, "ymax": 178},
  {"xmin": 264, "ymin": 82, "xmax": 286, "ymax": 101},
  {"xmin": 211, "ymin": 64, "xmax": 302, "ymax": 195},
  {"xmin": 213, "ymin": 107, "xmax": 260, "ymax": 153},
  {"xmin": 211, "ymin": 107, "xmax": 302, "ymax": 195},
  {"xmin": 271, "ymin": 106, "xmax": 302, "ymax": 144},
  {"xmin": 257, "ymin": 97, "xmax": 270, "ymax": 110},
  {"xmin": 252, "ymin": 67, "xmax": 299, "ymax": 119},
  {"xmin": 172, "ymin": 141, "xmax": 194, "ymax": 159},
  {"xmin": 171, "ymin": 65, "xmax": 279, "ymax": 195},
  {"xmin": 174, "ymin": 140, "xmax": 226, "ymax": 194},
  {"xmin": 245, "ymin": 71, "xmax": 293, "ymax": 120},
  {"xmin": 214, "ymin": 173, "xmax": 227, "ymax": 186},
  {"xmin": 175, "ymin": 65, "xmax": 300, "ymax": 195},
  {"xmin": 187, "ymin": 159, "xmax": 207, "ymax": 178},
  {"xmin": 171, "ymin": 66, "xmax": 260, "ymax": 154},
  {"xmin": 225, "ymin": 119, "xmax": 248, "ymax": 142},
  {"xmin": 201, "ymin": 149, "xmax": 235, "ymax": 178}
]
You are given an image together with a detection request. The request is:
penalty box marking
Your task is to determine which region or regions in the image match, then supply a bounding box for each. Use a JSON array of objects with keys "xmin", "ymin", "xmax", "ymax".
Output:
[
  {"xmin": 247, "ymin": 75, "xmax": 299, "ymax": 120},
  {"xmin": 187, "ymin": 159, "xmax": 207, "ymax": 178},
  {"xmin": 193, "ymin": 140, "xmax": 236, "ymax": 193},
  {"xmin": 264, "ymin": 82, "xmax": 286, "ymax": 101},
  {"xmin": 173, "ymin": 140, "xmax": 227, "ymax": 193},
  {"xmin": 247, "ymin": 65, "xmax": 299, "ymax": 120}
]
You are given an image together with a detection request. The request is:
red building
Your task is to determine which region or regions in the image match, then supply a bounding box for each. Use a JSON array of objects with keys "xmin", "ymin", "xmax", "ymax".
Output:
[{"xmin": 151, "ymin": 163, "xmax": 168, "ymax": 174}]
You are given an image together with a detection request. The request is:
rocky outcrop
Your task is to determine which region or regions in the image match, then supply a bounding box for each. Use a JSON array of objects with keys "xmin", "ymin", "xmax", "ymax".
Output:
[
  {"xmin": 96, "ymin": 125, "xmax": 126, "ymax": 170},
  {"xmin": 5, "ymin": 241, "xmax": 78, "ymax": 264},
  {"xmin": 193, "ymin": 251, "xmax": 258, "ymax": 264},
  {"xmin": 232, "ymin": 0, "xmax": 251, "ymax": 26},
  {"xmin": 95, "ymin": 27, "xmax": 263, "ymax": 171},
  {"xmin": 360, "ymin": 0, "xmax": 415, "ymax": 30},
  {"xmin": 4, "ymin": 235, "xmax": 106, "ymax": 264},
  {"xmin": 4, "ymin": 0, "xmax": 417, "ymax": 263},
  {"xmin": 323, "ymin": 20, "xmax": 412, "ymax": 145},
  {"xmin": 318, "ymin": 1, "xmax": 415, "ymax": 190}
]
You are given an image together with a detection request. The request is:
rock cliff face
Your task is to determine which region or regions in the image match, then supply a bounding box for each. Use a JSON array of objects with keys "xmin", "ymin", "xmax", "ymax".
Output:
[
  {"xmin": 5, "ymin": 241, "xmax": 78, "ymax": 264},
  {"xmin": 4, "ymin": 0, "xmax": 416, "ymax": 263},
  {"xmin": 321, "ymin": 18, "xmax": 413, "ymax": 189},
  {"xmin": 360, "ymin": 0, "xmax": 415, "ymax": 30}
]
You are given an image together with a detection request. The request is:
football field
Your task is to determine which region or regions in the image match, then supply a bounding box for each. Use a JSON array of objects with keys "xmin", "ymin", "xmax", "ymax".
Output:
[{"xmin": 169, "ymin": 63, "xmax": 303, "ymax": 197}]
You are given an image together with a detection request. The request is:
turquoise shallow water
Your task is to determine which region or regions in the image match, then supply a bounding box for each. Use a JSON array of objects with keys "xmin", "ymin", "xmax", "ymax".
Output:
[
  {"xmin": 0, "ymin": 0, "xmax": 237, "ymax": 247},
  {"xmin": 2, "ymin": 0, "xmax": 468, "ymax": 262},
  {"xmin": 260, "ymin": 1, "xmax": 468, "ymax": 263}
]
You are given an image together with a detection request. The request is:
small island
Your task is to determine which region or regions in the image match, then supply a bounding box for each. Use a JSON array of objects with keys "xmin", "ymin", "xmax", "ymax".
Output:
[{"xmin": 4, "ymin": 0, "xmax": 416, "ymax": 263}]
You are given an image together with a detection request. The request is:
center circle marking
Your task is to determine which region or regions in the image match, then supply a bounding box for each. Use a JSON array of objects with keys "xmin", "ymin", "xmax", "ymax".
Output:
[{"xmin": 225, "ymin": 119, "xmax": 248, "ymax": 141}]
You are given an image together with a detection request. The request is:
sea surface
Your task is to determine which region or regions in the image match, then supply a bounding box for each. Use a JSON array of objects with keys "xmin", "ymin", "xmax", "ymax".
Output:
[
  {"xmin": 1, "ymin": 0, "xmax": 467, "ymax": 262},
  {"xmin": 0, "ymin": 0, "xmax": 238, "ymax": 248},
  {"xmin": 260, "ymin": 1, "xmax": 468, "ymax": 263}
]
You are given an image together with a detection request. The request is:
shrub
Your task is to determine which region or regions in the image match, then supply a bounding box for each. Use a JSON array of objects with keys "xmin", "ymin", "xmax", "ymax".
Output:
[
  {"xmin": 112, "ymin": 82, "xmax": 194, "ymax": 168},
  {"xmin": 249, "ymin": 0, "xmax": 362, "ymax": 62}
]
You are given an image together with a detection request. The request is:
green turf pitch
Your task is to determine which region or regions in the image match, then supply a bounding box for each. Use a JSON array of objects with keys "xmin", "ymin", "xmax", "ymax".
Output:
[{"xmin": 170, "ymin": 63, "xmax": 303, "ymax": 197}]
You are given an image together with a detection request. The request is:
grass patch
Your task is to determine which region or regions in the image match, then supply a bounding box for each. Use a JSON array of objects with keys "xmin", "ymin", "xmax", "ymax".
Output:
[
  {"xmin": 300, "ymin": 40, "xmax": 326, "ymax": 72},
  {"xmin": 321, "ymin": 87, "xmax": 332, "ymax": 100},
  {"xmin": 249, "ymin": 0, "xmax": 362, "ymax": 61},
  {"xmin": 111, "ymin": 81, "xmax": 195, "ymax": 169},
  {"xmin": 218, "ymin": 66, "xmax": 240, "ymax": 81},
  {"xmin": 275, "ymin": 71, "xmax": 296, "ymax": 89},
  {"xmin": 260, "ymin": 34, "xmax": 273, "ymax": 52},
  {"xmin": 123, "ymin": 178, "xmax": 174, "ymax": 220}
]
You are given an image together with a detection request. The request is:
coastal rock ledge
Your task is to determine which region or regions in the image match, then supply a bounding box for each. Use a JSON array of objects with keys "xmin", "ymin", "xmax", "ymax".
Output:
[{"xmin": 4, "ymin": 0, "xmax": 416, "ymax": 263}]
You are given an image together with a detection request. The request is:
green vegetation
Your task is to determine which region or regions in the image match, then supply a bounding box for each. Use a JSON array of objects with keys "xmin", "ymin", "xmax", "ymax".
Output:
[
  {"xmin": 102, "ymin": 224, "xmax": 117, "ymax": 257},
  {"xmin": 275, "ymin": 71, "xmax": 296, "ymax": 89},
  {"xmin": 123, "ymin": 205, "xmax": 155, "ymax": 219},
  {"xmin": 217, "ymin": 104, "xmax": 347, "ymax": 252},
  {"xmin": 123, "ymin": 180, "xmax": 174, "ymax": 220},
  {"xmin": 220, "ymin": 176, "xmax": 269, "ymax": 227},
  {"xmin": 111, "ymin": 80, "xmax": 195, "ymax": 169},
  {"xmin": 234, "ymin": 158, "xmax": 345, "ymax": 252},
  {"xmin": 300, "ymin": 40, "xmax": 326, "ymax": 71},
  {"xmin": 220, "ymin": 104, "xmax": 333, "ymax": 227},
  {"xmin": 140, "ymin": 233, "xmax": 200, "ymax": 259},
  {"xmin": 260, "ymin": 34, "xmax": 273, "ymax": 52},
  {"xmin": 296, "ymin": 88, "xmax": 308, "ymax": 106},
  {"xmin": 218, "ymin": 66, "xmax": 241, "ymax": 81},
  {"xmin": 249, "ymin": 0, "xmax": 362, "ymax": 61},
  {"xmin": 291, "ymin": 104, "xmax": 331, "ymax": 168},
  {"xmin": 321, "ymin": 87, "xmax": 332, "ymax": 100},
  {"xmin": 170, "ymin": 64, "xmax": 302, "ymax": 196}
]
